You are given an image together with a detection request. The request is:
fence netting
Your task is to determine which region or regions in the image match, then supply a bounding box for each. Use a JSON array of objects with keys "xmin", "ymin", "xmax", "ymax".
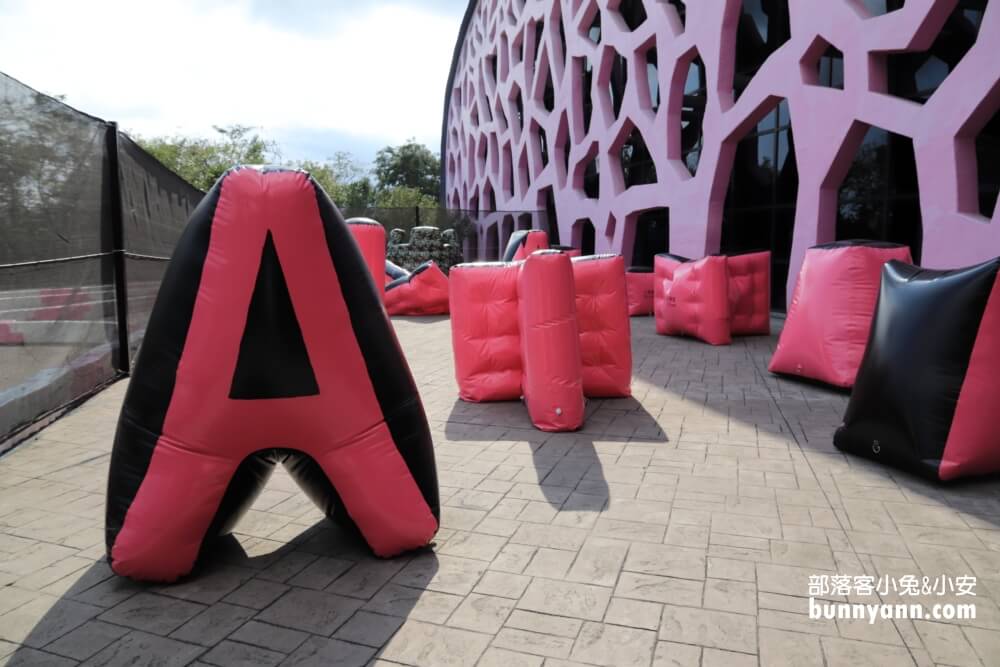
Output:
[{"xmin": 0, "ymin": 72, "xmax": 202, "ymax": 444}]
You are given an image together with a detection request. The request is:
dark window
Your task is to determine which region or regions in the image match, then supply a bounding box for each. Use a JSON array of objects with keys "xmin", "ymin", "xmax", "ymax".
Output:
[
  {"xmin": 976, "ymin": 107, "xmax": 1000, "ymax": 218},
  {"xmin": 581, "ymin": 57, "xmax": 594, "ymax": 133},
  {"xmin": 862, "ymin": 0, "xmax": 905, "ymax": 16},
  {"xmin": 681, "ymin": 55, "xmax": 706, "ymax": 176},
  {"xmin": 488, "ymin": 187, "xmax": 497, "ymax": 212},
  {"xmin": 646, "ymin": 47, "xmax": 660, "ymax": 111},
  {"xmin": 837, "ymin": 126, "xmax": 922, "ymax": 262},
  {"xmin": 621, "ymin": 126, "xmax": 657, "ymax": 188},
  {"xmin": 534, "ymin": 20, "xmax": 545, "ymax": 63},
  {"xmin": 722, "ymin": 99, "xmax": 798, "ymax": 310},
  {"xmin": 887, "ymin": 1, "xmax": 985, "ymax": 104},
  {"xmin": 817, "ymin": 45, "xmax": 844, "ymax": 89},
  {"xmin": 486, "ymin": 223, "xmax": 499, "ymax": 260},
  {"xmin": 669, "ymin": 0, "xmax": 686, "ymax": 29},
  {"xmin": 487, "ymin": 54, "xmax": 497, "ymax": 83},
  {"xmin": 631, "ymin": 208, "xmax": 669, "ymax": 266},
  {"xmin": 575, "ymin": 219, "xmax": 596, "ymax": 254},
  {"xmin": 514, "ymin": 88, "xmax": 524, "ymax": 130},
  {"xmin": 538, "ymin": 126, "xmax": 549, "ymax": 168},
  {"xmin": 618, "ymin": 0, "xmax": 647, "ymax": 31},
  {"xmin": 609, "ymin": 51, "xmax": 628, "ymax": 119},
  {"xmin": 543, "ymin": 67, "xmax": 555, "ymax": 112},
  {"xmin": 734, "ymin": 0, "xmax": 791, "ymax": 101},
  {"xmin": 542, "ymin": 186, "xmax": 560, "ymax": 244},
  {"xmin": 588, "ymin": 11, "xmax": 601, "ymax": 44},
  {"xmin": 583, "ymin": 154, "xmax": 599, "ymax": 199}
]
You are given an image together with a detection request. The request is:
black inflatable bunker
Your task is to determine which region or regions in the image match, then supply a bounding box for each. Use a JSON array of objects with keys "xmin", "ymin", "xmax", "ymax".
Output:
[
  {"xmin": 834, "ymin": 257, "xmax": 1000, "ymax": 481},
  {"xmin": 106, "ymin": 167, "xmax": 439, "ymax": 582}
]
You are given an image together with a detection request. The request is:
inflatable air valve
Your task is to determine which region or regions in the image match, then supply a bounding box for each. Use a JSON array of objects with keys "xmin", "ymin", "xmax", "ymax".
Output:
[
  {"xmin": 345, "ymin": 218, "xmax": 386, "ymax": 301},
  {"xmin": 835, "ymin": 257, "xmax": 1000, "ymax": 481},
  {"xmin": 572, "ymin": 254, "xmax": 632, "ymax": 397},
  {"xmin": 385, "ymin": 261, "xmax": 450, "ymax": 316},
  {"xmin": 518, "ymin": 251, "xmax": 585, "ymax": 431},
  {"xmin": 105, "ymin": 168, "xmax": 438, "ymax": 582},
  {"xmin": 769, "ymin": 240, "xmax": 912, "ymax": 387},
  {"xmin": 504, "ymin": 229, "xmax": 549, "ymax": 261},
  {"xmin": 449, "ymin": 262, "xmax": 523, "ymax": 401}
]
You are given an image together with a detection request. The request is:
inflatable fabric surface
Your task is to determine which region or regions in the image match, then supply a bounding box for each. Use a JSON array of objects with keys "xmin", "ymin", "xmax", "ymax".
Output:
[
  {"xmin": 659, "ymin": 255, "xmax": 731, "ymax": 346},
  {"xmin": 385, "ymin": 261, "xmax": 450, "ymax": 316},
  {"xmin": 519, "ymin": 251, "xmax": 585, "ymax": 431},
  {"xmin": 574, "ymin": 255, "xmax": 632, "ymax": 397},
  {"xmin": 504, "ymin": 229, "xmax": 549, "ymax": 261},
  {"xmin": 769, "ymin": 241, "xmax": 912, "ymax": 387},
  {"xmin": 106, "ymin": 167, "xmax": 439, "ymax": 582},
  {"xmin": 625, "ymin": 266, "xmax": 654, "ymax": 316},
  {"xmin": 727, "ymin": 251, "xmax": 771, "ymax": 335},
  {"xmin": 654, "ymin": 253, "xmax": 689, "ymax": 335},
  {"xmin": 385, "ymin": 259, "xmax": 409, "ymax": 285},
  {"xmin": 345, "ymin": 217, "xmax": 386, "ymax": 300},
  {"xmin": 834, "ymin": 257, "xmax": 1000, "ymax": 481},
  {"xmin": 552, "ymin": 245, "xmax": 582, "ymax": 257},
  {"xmin": 449, "ymin": 262, "xmax": 523, "ymax": 402}
]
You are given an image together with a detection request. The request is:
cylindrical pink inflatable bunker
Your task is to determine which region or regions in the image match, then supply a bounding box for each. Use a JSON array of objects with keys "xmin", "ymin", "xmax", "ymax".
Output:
[
  {"xmin": 504, "ymin": 229, "xmax": 549, "ymax": 261},
  {"xmin": 727, "ymin": 251, "xmax": 771, "ymax": 335},
  {"xmin": 386, "ymin": 261, "xmax": 450, "ymax": 316},
  {"xmin": 625, "ymin": 266, "xmax": 655, "ymax": 316},
  {"xmin": 573, "ymin": 255, "xmax": 632, "ymax": 397},
  {"xmin": 518, "ymin": 251, "xmax": 584, "ymax": 431},
  {"xmin": 769, "ymin": 240, "xmax": 912, "ymax": 387},
  {"xmin": 346, "ymin": 218, "xmax": 386, "ymax": 300},
  {"xmin": 450, "ymin": 262, "xmax": 523, "ymax": 401},
  {"xmin": 660, "ymin": 255, "xmax": 731, "ymax": 345}
]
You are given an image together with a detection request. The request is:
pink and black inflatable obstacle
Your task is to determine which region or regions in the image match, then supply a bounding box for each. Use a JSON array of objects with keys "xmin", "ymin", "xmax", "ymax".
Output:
[
  {"xmin": 384, "ymin": 261, "xmax": 450, "ymax": 316},
  {"xmin": 625, "ymin": 267, "xmax": 654, "ymax": 316},
  {"xmin": 835, "ymin": 257, "xmax": 1000, "ymax": 482},
  {"xmin": 106, "ymin": 168, "xmax": 439, "ymax": 582},
  {"xmin": 653, "ymin": 251, "xmax": 771, "ymax": 345},
  {"xmin": 503, "ymin": 229, "xmax": 550, "ymax": 261},
  {"xmin": 450, "ymin": 251, "xmax": 631, "ymax": 432},
  {"xmin": 346, "ymin": 217, "xmax": 386, "ymax": 301},
  {"xmin": 769, "ymin": 241, "xmax": 912, "ymax": 387}
]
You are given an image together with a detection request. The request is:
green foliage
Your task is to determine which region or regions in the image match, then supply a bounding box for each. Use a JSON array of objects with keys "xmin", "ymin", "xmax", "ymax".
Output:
[
  {"xmin": 373, "ymin": 139, "xmax": 441, "ymax": 199},
  {"xmin": 138, "ymin": 125, "xmax": 278, "ymax": 191},
  {"xmin": 136, "ymin": 128, "xmax": 441, "ymax": 210}
]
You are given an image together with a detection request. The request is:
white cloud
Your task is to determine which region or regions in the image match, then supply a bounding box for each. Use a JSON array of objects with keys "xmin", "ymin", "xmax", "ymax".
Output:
[{"xmin": 0, "ymin": 0, "xmax": 459, "ymax": 150}]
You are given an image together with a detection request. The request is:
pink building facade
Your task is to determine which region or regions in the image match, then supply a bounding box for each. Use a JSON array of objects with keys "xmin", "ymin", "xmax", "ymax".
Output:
[{"xmin": 441, "ymin": 0, "xmax": 999, "ymax": 308}]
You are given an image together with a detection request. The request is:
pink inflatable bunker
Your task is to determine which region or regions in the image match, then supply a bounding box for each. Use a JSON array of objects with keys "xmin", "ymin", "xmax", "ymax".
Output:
[
  {"xmin": 770, "ymin": 241, "xmax": 912, "ymax": 388},
  {"xmin": 625, "ymin": 267, "xmax": 654, "ymax": 316},
  {"xmin": 346, "ymin": 218, "xmax": 386, "ymax": 301},
  {"xmin": 385, "ymin": 261, "xmax": 450, "ymax": 316},
  {"xmin": 450, "ymin": 250, "xmax": 631, "ymax": 431},
  {"xmin": 504, "ymin": 229, "xmax": 550, "ymax": 261},
  {"xmin": 654, "ymin": 251, "xmax": 770, "ymax": 345}
]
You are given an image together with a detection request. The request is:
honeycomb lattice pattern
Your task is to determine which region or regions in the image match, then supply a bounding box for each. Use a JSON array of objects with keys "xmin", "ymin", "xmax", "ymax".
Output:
[{"xmin": 443, "ymin": 0, "xmax": 1000, "ymax": 302}]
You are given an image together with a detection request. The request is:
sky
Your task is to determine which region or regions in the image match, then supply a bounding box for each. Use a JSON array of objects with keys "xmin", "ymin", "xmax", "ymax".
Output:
[{"xmin": 0, "ymin": 0, "xmax": 469, "ymax": 166}]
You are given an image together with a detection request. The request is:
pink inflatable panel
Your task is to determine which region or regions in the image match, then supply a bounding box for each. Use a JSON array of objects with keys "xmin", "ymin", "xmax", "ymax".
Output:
[
  {"xmin": 505, "ymin": 229, "xmax": 549, "ymax": 261},
  {"xmin": 449, "ymin": 262, "xmax": 522, "ymax": 402},
  {"xmin": 573, "ymin": 255, "xmax": 632, "ymax": 397},
  {"xmin": 660, "ymin": 256, "xmax": 731, "ymax": 346},
  {"xmin": 654, "ymin": 254, "xmax": 688, "ymax": 335},
  {"xmin": 519, "ymin": 252, "xmax": 585, "ymax": 431},
  {"xmin": 625, "ymin": 267, "xmax": 654, "ymax": 316},
  {"xmin": 346, "ymin": 218, "xmax": 386, "ymax": 301},
  {"xmin": 385, "ymin": 261, "xmax": 450, "ymax": 316},
  {"xmin": 769, "ymin": 241, "xmax": 913, "ymax": 387},
  {"xmin": 727, "ymin": 251, "xmax": 771, "ymax": 336}
]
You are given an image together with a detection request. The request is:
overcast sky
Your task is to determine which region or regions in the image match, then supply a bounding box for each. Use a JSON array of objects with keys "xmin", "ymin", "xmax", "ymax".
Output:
[{"xmin": 0, "ymin": 0, "xmax": 468, "ymax": 165}]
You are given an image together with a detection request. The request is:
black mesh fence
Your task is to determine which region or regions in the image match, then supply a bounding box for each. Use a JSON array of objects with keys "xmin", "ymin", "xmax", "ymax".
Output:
[{"xmin": 0, "ymin": 72, "xmax": 202, "ymax": 446}]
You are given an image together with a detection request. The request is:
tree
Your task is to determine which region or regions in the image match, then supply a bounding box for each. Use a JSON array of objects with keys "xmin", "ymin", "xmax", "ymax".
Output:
[
  {"xmin": 375, "ymin": 185, "xmax": 438, "ymax": 209},
  {"xmin": 137, "ymin": 125, "xmax": 277, "ymax": 191},
  {"xmin": 373, "ymin": 139, "xmax": 441, "ymax": 200}
]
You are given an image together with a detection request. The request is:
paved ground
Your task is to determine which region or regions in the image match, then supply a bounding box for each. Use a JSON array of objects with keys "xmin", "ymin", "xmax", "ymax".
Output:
[{"xmin": 1, "ymin": 316, "xmax": 999, "ymax": 666}]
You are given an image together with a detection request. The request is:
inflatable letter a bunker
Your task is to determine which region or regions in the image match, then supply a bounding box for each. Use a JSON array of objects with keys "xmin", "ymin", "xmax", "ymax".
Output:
[{"xmin": 106, "ymin": 168, "xmax": 439, "ymax": 582}]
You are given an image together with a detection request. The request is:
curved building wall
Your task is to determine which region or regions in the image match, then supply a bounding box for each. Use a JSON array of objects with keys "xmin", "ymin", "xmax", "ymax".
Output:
[{"xmin": 441, "ymin": 0, "xmax": 1000, "ymax": 307}]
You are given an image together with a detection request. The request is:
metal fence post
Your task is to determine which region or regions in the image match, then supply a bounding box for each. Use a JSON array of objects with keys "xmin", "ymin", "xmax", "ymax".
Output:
[
  {"xmin": 106, "ymin": 122, "xmax": 130, "ymax": 374},
  {"xmin": 415, "ymin": 206, "xmax": 421, "ymax": 227}
]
